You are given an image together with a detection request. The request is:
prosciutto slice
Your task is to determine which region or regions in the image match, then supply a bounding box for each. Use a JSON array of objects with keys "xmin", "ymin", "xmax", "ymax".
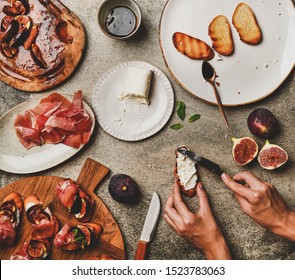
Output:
[
  {"xmin": 14, "ymin": 91, "xmax": 92, "ymax": 149},
  {"xmin": 0, "ymin": 216, "xmax": 16, "ymax": 245}
]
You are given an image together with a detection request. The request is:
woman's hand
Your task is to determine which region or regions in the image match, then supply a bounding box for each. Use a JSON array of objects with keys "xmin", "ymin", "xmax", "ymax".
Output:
[
  {"xmin": 221, "ymin": 171, "xmax": 295, "ymax": 242},
  {"xmin": 164, "ymin": 182, "xmax": 231, "ymax": 260}
]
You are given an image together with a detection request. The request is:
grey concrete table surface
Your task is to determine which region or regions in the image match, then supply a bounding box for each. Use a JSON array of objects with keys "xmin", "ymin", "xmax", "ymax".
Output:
[{"xmin": 0, "ymin": 0, "xmax": 294, "ymax": 260}]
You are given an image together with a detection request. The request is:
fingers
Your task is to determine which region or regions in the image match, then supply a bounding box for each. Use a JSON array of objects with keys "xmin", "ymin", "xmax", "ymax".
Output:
[
  {"xmin": 164, "ymin": 192, "xmax": 184, "ymax": 226},
  {"xmin": 172, "ymin": 184, "xmax": 191, "ymax": 219},
  {"xmin": 233, "ymin": 172, "xmax": 264, "ymax": 191},
  {"xmin": 163, "ymin": 214, "xmax": 182, "ymax": 236},
  {"xmin": 221, "ymin": 173, "xmax": 255, "ymax": 202},
  {"xmin": 234, "ymin": 193, "xmax": 251, "ymax": 214},
  {"xmin": 196, "ymin": 182, "xmax": 210, "ymax": 215}
]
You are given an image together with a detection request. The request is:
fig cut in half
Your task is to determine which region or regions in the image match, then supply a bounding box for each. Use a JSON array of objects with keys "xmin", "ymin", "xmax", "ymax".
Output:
[
  {"xmin": 231, "ymin": 137, "xmax": 258, "ymax": 166},
  {"xmin": 258, "ymin": 140, "xmax": 288, "ymax": 170}
]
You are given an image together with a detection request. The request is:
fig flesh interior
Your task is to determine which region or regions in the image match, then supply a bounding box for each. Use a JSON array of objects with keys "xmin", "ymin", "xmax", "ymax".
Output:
[{"xmin": 231, "ymin": 137, "xmax": 258, "ymax": 166}]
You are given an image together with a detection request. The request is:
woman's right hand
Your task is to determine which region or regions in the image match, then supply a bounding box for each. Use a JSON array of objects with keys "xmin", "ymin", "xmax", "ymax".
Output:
[{"xmin": 221, "ymin": 172, "xmax": 295, "ymax": 242}]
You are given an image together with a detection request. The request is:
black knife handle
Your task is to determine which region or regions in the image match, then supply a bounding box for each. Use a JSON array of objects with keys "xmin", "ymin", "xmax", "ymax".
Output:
[{"xmin": 199, "ymin": 157, "xmax": 223, "ymax": 176}]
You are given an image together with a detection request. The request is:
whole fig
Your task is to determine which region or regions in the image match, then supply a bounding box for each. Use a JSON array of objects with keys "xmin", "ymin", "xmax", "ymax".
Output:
[
  {"xmin": 247, "ymin": 108, "xmax": 279, "ymax": 138},
  {"xmin": 108, "ymin": 174, "xmax": 139, "ymax": 204}
]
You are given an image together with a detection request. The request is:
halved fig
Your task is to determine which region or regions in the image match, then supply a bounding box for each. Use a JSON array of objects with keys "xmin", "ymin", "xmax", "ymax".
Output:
[
  {"xmin": 77, "ymin": 225, "xmax": 91, "ymax": 246},
  {"xmin": 30, "ymin": 43, "xmax": 47, "ymax": 69},
  {"xmin": 1, "ymin": 16, "xmax": 14, "ymax": 31},
  {"xmin": 26, "ymin": 239, "xmax": 51, "ymax": 259},
  {"xmin": 19, "ymin": 0, "xmax": 30, "ymax": 14},
  {"xmin": 0, "ymin": 42, "xmax": 18, "ymax": 58},
  {"xmin": 69, "ymin": 194, "xmax": 82, "ymax": 214},
  {"xmin": 0, "ymin": 209, "xmax": 15, "ymax": 224},
  {"xmin": 258, "ymin": 140, "xmax": 288, "ymax": 170},
  {"xmin": 23, "ymin": 24, "xmax": 39, "ymax": 50},
  {"xmin": 56, "ymin": 21, "xmax": 73, "ymax": 44},
  {"xmin": 10, "ymin": 15, "xmax": 32, "ymax": 48},
  {"xmin": 231, "ymin": 137, "xmax": 259, "ymax": 166},
  {"xmin": 3, "ymin": 1, "xmax": 27, "ymax": 16},
  {"xmin": 26, "ymin": 203, "xmax": 51, "ymax": 225},
  {"xmin": 0, "ymin": 20, "xmax": 19, "ymax": 43},
  {"xmin": 74, "ymin": 197, "xmax": 90, "ymax": 220}
]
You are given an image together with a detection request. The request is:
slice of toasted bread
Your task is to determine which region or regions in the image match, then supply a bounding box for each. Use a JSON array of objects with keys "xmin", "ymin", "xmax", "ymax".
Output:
[
  {"xmin": 232, "ymin": 3, "xmax": 262, "ymax": 45},
  {"xmin": 209, "ymin": 15, "xmax": 234, "ymax": 56},
  {"xmin": 173, "ymin": 32, "xmax": 214, "ymax": 60},
  {"xmin": 174, "ymin": 146, "xmax": 198, "ymax": 197}
]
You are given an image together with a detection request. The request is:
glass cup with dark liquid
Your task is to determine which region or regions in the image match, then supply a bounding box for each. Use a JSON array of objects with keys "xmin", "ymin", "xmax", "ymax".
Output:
[{"xmin": 98, "ymin": 0, "xmax": 141, "ymax": 39}]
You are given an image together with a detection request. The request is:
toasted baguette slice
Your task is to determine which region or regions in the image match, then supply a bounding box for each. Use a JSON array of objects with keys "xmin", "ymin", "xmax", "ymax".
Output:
[
  {"xmin": 209, "ymin": 15, "xmax": 234, "ymax": 56},
  {"xmin": 232, "ymin": 3, "xmax": 262, "ymax": 45},
  {"xmin": 173, "ymin": 32, "xmax": 214, "ymax": 60},
  {"xmin": 174, "ymin": 146, "xmax": 198, "ymax": 197}
]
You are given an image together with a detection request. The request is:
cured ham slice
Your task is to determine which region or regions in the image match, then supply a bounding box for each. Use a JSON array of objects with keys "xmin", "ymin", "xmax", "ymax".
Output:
[
  {"xmin": 0, "ymin": 192, "xmax": 23, "ymax": 245},
  {"xmin": 53, "ymin": 223, "xmax": 102, "ymax": 251},
  {"xmin": 14, "ymin": 91, "xmax": 92, "ymax": 149},
  {"xmin": 24, "ymin": 195, "xmax": 59, "ymax": 240},
  {"xmin": 56, "ymin": 179, "xmax": 94, "ymax": 222}
]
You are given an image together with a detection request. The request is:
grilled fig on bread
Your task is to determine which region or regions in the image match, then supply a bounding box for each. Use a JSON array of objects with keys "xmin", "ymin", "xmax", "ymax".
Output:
[
  {"xmin": 56, "ymin": 179, "xmax": 94, "ymax": 222},
  {"xmin": 173, "ymin": 32, "xmax": 214, "ymax": 60},
  {"xmin": 174, "ymin": 146, "xmax": 198, "ymax": 197},
  {"xmin": 53, "ymin": 223, "xmax": 102, "ymax": 251},
  {"xmin": 232, "ymin": 3, "xmax": 262, "ymax": 45},
  {"xmin": 0, "ymin": 192, "xmax": 23, "ymax": 245}
]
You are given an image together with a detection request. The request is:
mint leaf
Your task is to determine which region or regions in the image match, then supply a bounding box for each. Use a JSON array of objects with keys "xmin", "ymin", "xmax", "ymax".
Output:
[
  {"xmin": 188, "ymin": 114, "xmax": 201, "ymax": 123},
  {"xmin": 170, "ymin": 123, "xmax": 184, "ymax": 130},
  {"xmin": 176, "ymin": 101, "xmax": 186, "ymax": 121}
]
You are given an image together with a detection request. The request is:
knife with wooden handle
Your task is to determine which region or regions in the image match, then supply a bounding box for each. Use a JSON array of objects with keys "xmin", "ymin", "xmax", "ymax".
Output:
[{"xmin": 134, "ymin": 192, "xmax": 161, "ymax": 260}]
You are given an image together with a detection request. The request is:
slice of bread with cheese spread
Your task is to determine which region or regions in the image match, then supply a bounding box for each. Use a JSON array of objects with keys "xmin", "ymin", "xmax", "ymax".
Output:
[
  {"xmin": 232, "ymin": 3, "xmax": 262, "ymax": 45},
  {"xmin": 174, "ymin": 146, "xmax": 198, "ymax": 197},
  {"xmin": 209, "ymin": 15, "xmax": 234, "ymax": 56},
  {"xmin": 118, "ymin": 67, "xmax": 153, "ymax": 105}
]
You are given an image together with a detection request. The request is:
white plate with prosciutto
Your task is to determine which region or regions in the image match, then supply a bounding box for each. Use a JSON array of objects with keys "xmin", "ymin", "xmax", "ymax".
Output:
[
  {"xmin": 160, "ymin": 0, "xmax": 295, "ymax": 105},
  {"xmin": 0, "ymin": 91, "xmax": 95, "ymax": 174}
]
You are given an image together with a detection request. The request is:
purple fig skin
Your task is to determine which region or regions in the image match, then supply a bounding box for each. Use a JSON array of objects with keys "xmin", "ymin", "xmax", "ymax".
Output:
[{"xmin": 247, "ymin": 108, "xmax": 279, "ymax": 138}]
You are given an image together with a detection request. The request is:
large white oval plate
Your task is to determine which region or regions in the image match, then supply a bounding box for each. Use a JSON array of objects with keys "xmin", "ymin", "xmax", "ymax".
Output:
[
  {"xmin": 160, "ymin": 0, "xmax": 295, "ymax": 106},
  {"xmin": 92, "ymin": 61, "xmax": 174, "ymax": 141},
  {"xmin": 0, "ymin": 94, "xmax": 95, "ymax": 174}
]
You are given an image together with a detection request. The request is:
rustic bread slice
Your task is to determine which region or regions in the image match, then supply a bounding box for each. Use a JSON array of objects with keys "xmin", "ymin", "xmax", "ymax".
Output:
[
  {"xmin": 174, "ymin": 146, "xmax": 198, "ymax": 197},
  {"xmin": 232, "ymin": 3, "xmax": 262, "ymax": 45},
  {"xmin": 209, "ymin": 15, "xmax": 234, "ymax": 56},
  {"xmin": 173, "ymin": 32, "xmax": 214, "ymax": 60}
]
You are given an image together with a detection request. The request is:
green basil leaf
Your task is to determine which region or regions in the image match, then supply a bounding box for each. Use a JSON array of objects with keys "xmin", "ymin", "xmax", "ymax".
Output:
[
  {"xmin": 188, "ymin": 114, "xmax": 201, "ymax": 123},
  {"xmin": 170, "ymin": 123, "xmax": 184, "ymax": 130},
  {"xmin": 176, "ymin": 101, "xmax": 186, "ymax": 121}
]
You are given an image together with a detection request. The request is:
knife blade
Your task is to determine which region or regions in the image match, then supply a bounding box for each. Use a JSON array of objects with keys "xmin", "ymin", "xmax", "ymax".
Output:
[
  {"xmin": 134, "ymin": 191, "xmax": 161, "ymax": 260},
  {"xmin": 177, "ymin": 147, "xmax": 223, "ymax": 176}
]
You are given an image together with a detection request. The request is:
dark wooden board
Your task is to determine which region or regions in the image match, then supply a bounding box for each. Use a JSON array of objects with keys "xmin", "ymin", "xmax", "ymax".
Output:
[
  {"xmin": 0, "ymin": 158, "xmax": 125, "ymax": 260},
  {"xmin": 0, "ymin": 0, "xmax": 86, "ymax": 92}
]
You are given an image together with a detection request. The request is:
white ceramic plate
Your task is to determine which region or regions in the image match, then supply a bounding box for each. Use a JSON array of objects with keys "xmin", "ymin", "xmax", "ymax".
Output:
[
  {"xmin": 160, "ymin": 0, "xmax": 295, "ymax": 106},
  {"xmin": 92, "ymin": 61, "xmax": 174, "ymax": 141},
  {"xmin": 0, "ymin": 94, "xmax": 95, "ymax": 174}
]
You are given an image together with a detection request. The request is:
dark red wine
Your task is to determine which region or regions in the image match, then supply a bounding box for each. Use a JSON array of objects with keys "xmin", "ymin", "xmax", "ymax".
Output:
[{"xmin": 105, "ymin": 6, "xmax": 137, "ymax": 37}]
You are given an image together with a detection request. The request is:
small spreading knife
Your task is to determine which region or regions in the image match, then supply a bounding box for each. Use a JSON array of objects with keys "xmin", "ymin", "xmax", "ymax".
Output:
[
  {"xmin": 177, "ymin": 147, "xmax": 224, "ymax": 176},
  {"xmin": 134, "ymin": 191, "xmax": 161, "ymax": 260}
]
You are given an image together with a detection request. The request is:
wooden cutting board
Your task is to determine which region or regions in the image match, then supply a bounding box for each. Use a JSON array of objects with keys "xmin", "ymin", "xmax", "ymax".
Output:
[
  {"xmin": 0, "ymin": 158, "xmax": 125, "ymax": 260},
  {"xmin": 0, "ymin": 0, "xmax": 86, "ymax": 92}
]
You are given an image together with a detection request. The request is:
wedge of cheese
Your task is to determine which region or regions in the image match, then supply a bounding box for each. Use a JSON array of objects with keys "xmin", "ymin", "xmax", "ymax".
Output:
[{"xmin": 118, "ymin": 67, "xmax": 153, "ymax": 105}]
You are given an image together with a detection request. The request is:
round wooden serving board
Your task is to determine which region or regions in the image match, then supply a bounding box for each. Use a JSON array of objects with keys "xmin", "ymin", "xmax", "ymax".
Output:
[{"xmin": 0, "ymin": 158, "xmax": 125, "ymax": 260}]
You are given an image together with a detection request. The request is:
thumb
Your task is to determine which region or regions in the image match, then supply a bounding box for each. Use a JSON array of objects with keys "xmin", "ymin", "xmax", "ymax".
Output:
[{"xmin": 196, "ymin": 182, "xmax": 210, "ymax": 214}]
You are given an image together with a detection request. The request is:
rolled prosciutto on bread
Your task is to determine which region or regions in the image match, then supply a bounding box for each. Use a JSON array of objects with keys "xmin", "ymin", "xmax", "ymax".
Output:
[
  {"xmin": 24, "ymin": 194, "xmax": 59, "ymax": 240},
  {"xmin": 174, "ymin": 146, "xmax": 198, "ymax": 197},
  {"xmin": 53, "ymin": 223, "xmax": 102, "ymax": 251},
  {"xmin": 0, "ymin": 192, "xmax": 23, "ymax": 245},
  {"xmin": 56, "ymin": 179, "xmax": 94, "ymax": 222},
  {"xmin": 11, "ymin": 239, "xmax": 51, "ymax": 260}
]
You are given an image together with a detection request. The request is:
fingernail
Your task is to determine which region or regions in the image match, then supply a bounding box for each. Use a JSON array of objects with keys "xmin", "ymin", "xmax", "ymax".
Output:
[{"xmin": 221, "ymin": 173, "xmax": 229, "ymax": 180}]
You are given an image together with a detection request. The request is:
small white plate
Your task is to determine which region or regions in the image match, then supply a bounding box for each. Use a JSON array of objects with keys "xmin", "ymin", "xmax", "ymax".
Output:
[
  {"xmin": 0, "ymin": 94, "xmax": 95, "ymax": 174},
  {"xmin": 92, "ymin": 61, "xmax": 174, "ymax": 141},
  {"xmin": 160, "ymin": 0, "xmax": 295, "ymax": 106}
]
